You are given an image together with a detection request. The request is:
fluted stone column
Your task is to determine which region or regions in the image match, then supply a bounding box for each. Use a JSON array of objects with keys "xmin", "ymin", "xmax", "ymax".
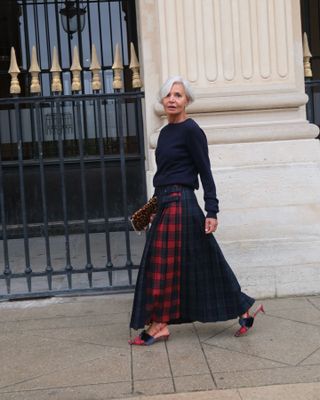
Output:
[{"xmin": 137, "ymin": 0, "xmax": 320, "ymax": 298}]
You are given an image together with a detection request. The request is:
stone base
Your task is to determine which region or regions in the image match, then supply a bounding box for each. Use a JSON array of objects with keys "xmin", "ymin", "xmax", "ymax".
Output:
[{"xmin": 146, "ymin": 138, "xmax": 320, "ymax": 298}]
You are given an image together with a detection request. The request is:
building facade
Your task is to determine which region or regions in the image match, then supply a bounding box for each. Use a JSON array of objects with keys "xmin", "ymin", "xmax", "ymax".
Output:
[
  {"xmin": 0, "ymin": 0, "xmax": 319, "ymax": 299},
  {"xmin": 137, "ymin": 0, "xmax": 320, "ymax": 298}
]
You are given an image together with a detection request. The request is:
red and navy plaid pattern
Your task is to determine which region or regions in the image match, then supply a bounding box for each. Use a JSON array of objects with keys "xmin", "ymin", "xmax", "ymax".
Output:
[
  {"xmin": 130, "ymin": 185, "xmax": 255, "ymax": 331},
  {"xmin": 145, "ymin": 191, "xmax": 182, "ymax": 323}
]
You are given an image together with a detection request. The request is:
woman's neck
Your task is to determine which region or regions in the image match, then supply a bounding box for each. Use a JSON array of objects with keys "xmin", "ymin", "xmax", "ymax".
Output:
[{"xmin": 167, "ymin": 113, "xmax": 188, "ymax": 124}]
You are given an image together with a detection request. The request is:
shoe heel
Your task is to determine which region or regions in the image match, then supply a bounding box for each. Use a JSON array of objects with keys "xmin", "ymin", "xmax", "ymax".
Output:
[
  {"xmin": 155, "ymin": 333, "xmax": 170, "ymax": 343},
  {"xmin": 235, "ymin": 305, "xmax": 265, "ymax": 337},
  {"xmin": 253, "ymin": 304, "xmax": 265, "ymax": 318}
]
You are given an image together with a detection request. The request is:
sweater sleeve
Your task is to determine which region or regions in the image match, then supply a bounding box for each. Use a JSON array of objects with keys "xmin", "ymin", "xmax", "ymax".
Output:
[{"xmin": 186, "ymin": 125, "xmax": 219, "ymax": 218}]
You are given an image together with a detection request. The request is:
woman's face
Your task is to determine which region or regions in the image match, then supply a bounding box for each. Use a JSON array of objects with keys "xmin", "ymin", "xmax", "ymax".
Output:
[{"xmin": 162, "ymin": 83, "xmax": 189, "ymax": 119}]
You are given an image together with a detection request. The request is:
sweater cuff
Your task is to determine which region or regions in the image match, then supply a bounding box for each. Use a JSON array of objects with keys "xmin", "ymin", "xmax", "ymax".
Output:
[{"xmin": 206, "ymin": 211, "xmax": 218, "ymax": 219}]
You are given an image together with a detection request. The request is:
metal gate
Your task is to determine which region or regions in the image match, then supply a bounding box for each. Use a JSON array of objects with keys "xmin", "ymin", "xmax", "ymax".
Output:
[{"xmin": 0, "ymin": 0, "xmax": 147, "ymax": 299}]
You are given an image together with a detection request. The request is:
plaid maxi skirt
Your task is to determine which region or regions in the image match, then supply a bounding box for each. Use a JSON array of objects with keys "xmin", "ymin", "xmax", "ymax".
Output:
[{"xmin": 130, "ymin": 185, "xmax": 255, "ymax": 330}]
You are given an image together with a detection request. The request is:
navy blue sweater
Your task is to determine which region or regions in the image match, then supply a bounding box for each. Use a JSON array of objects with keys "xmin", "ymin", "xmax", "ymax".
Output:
[{"xmin": 153, "ymin": 118, "xmax": 219, "ymax": 218}]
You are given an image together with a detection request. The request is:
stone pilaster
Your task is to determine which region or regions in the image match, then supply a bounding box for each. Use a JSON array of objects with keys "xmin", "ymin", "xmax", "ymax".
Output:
[{"xmin": 150, "ymin": 0, "xmax": 318, "ymax": 145}]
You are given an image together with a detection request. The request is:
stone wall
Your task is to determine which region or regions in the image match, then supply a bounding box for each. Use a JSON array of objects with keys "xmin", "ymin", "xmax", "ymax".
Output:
[{"xmin": 137, "ymin": 0, "xmax": 320, "ymax": 298}]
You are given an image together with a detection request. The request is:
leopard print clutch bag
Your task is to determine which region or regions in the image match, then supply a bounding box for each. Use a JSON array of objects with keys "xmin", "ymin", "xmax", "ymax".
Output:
[{"xmin": 130, "ymin": 196, "xmax": 158, "ymax": 232}]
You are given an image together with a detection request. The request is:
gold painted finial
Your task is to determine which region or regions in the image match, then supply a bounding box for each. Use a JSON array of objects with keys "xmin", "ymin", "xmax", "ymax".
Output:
[
  {"xmin": 71, "ymin": 46, "xmax": 82, "ymax": 92},
  {"xmin": 50, "ymin": 46, "xmax": 62, "ymax": 92},
  {"xmin": 303, "ymin": 32, "xmax": 313, "ymax": 78},
  {"xmin": 29, "ymin": 46, "xmax": 41, "ymax": 94},
  {"xmin": 9, "ymin": 47, "xmax": 21, "ymax": 94},
  {"xmin": 90, "ymin": 44, "xmax": 102, "ymax": 91},
  {"xmin": 129, "ymin": 42, "xmax": 142, "ymax": 89},
  {"xmin": 112, "ymin": 43, "xmax": 123, "ymax": 90}
]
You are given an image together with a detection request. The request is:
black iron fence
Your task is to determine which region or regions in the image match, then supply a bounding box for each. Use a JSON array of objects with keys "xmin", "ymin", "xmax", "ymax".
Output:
[
  {"xmin": 0, "ymin": 91, "xmax": 147, "ymax": 299},
  {"xmin": 305, "ymin": 79, "xmax": 320, "ymax": 138}
]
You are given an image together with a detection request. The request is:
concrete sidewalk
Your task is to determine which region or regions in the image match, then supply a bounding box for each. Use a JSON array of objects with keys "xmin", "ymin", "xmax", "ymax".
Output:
[{"xmin": 0, "ymin": 294, "xmax": 319, "ymax": 400}]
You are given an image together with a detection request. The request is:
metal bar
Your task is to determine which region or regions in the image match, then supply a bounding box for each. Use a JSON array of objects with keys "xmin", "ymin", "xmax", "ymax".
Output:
[
  {"xmin": 118, "ymin": 0, "xmax": 126, "ymax": 65},
  {"xmin": 135, "ymin": 96, "xmax": 147, "ymax": 201},
  {"xmin": 305, "ymin": 80, "xmax": 320, "ymax": 86},
  {"xmin": 34, "ymin": 101, "xmax": 53, "ymax": 290},
  {"xmin": 2, "ymin": 152, "xmax": 140, "ymax": 165},
  {"xmin": 54, "ymin": 97, "xmax": 73, "ymax": 288},
  {"xmin": 54, "ymin": 0, "xmax": 63, "ymax": 71},
  {"xmin": 74, "ymin": 98, "xmax": 93, "ymax": 286},
  {"xmin": 29, "ymin": 102, "xmax": 38, "ymax": 159},
  {"xmin": 305, "ymin": 84, "xmax": 313, "ymax": 123},
  {"xmin": 44, "ymin": 0, "xmax": 52, "ymax": 70},
  {"xmin": 97, "ymin": 0, "xmax": 107, "ymax": 92},
  {"xmin": 95, "ymin": 96, "xmax": 113, "ymax": 285},
  {"xmin": 22, "ymin": 1, "xmax": 31, "ymax": 73},
  {"xmin": 0, "ymin": 92, "xmax": 144, "ymax": 105},
  {"xmin": 33, "ymin": 0, "xmax": 41, "ymax": 59},
  {"xmin": 114, "ymin": 94, "xmax": 133, "ymax": 284},
  {"xmin": 0, "ymin": 263, "xmax": 138, "ymax": 279},
  {"xmin": 8, "ymin": 108, "xmax": 15, "ymax": 161},
  {"xmin": 86, "ymin": 0, "xmax": 93, "ymax": 57},
  {"xmin": 19, "ymin": 1, "xmax": 124, "ymax": 4},
  {"xmin": 0, "ymin": 285, "xmax": 136, "ymax": 301},
  {"xmin": 14, "ymin": 101, "xmax": 32, "ymax": 291},
  {"xmin": 0, "ymin": 123, "xmax": 12, "ymax": 294}
]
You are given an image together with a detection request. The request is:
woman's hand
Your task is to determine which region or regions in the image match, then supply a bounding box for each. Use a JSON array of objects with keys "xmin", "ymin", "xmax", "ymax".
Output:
[
  {"xmin": 205, "ymin": 218, "xmax": 218, "ymax": 234},
  {"xmin": 149, "ymin": 213, "xmax": 156, "ymax": 224},
  {"xmin": 143, "ymin": 213, "xmax": 156, "ymax": 230}
]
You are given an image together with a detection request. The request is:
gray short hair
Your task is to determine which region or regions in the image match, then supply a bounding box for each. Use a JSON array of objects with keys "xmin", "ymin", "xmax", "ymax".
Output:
[{"xmin": 158, "ymin": 76, "xmax": 195, "ymax": 104}]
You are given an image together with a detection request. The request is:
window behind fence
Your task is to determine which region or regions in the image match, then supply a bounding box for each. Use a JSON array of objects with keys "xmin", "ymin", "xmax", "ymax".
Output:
[{"xmin": 0, "ymin": 0, "xmax": 140, "ymax": 160}]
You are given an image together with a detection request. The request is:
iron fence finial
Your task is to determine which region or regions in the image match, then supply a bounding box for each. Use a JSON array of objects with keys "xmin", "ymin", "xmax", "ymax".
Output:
[
  {"xmin": 129, "ymin": 42, "xmax": 142, "ymax": 89},
  {"xmin": 29, "ymin": 46, "xmax": 41, "ymax": 94},
  {"xmin": 90, "ymin": 44, "xmax": 102, "ymax": 91},
  {"xmin": 71, "ymin": 46, "xmax": 82, "ymax": 92},
  {"xmin": 112, "ymin": 43, "xmax": 123, "ymax": 90},
  {"xmin": 9, "ymin": 47, "xmax": 21, "ymax": 94},
  {"xmin": 50, "ymin": 47, "xmax": 62, "ymax": 93},
  {"xmin": 303, "ymin": 32, "xmax": 313, "ymax": 78}
]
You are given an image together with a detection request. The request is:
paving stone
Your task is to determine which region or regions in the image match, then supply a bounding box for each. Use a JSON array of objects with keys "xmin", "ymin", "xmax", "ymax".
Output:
[
  {"xmin": 0, "ymin": 312, "xmax": 130, "ymax": 333},
  {"xmin": 0, "ymin": 332, "xmax": 108, "ymax": 390},
  {"xmin": 121, "ymin": 388, "xmax": 242, "ymax": 400},
  {"xmin": 0, "ymin": 382, "xmax": 132, "ymax": 400},
  {"xmin": 239, "ymin": 382, "xmax": 320, "ymax": 400},
  {"xmin": 203, "ymin": 343, "xmax": 285, "ymax": 373},
  {"xmin": 166, "ymin": 324, "xmax": 211, "ymax": 376},
  {"xmin": 0, "ymin": 294, "xmax": 133, "ymax": 320},
  {"xmin": 193, "ymin": 321, "xmax": 236, "ymax": 341},
  {"xmin": 133, "ymin": 378, "xmax": 174, "ymax": 396},
  {"xmin": 31, "ymin": 321, "xmax": 131, "ymax": 350},
  {"xmin": 174, "ymin": 374, "xmax": 215, "ymax": 392},
  {"xmin": 132, "ymin": 344, "xmax": 172, "ymax": 381},
  {"xmin": 261, "ymin": 296, "xmax": 312, "ymax": 311},
  {"xmin": 308, "ymin": 296, "xmax": 320, "ymax": 310},
  {"xmin": 214, "ymin": 364, "xmax": 320, "ymax": 389},
  {"xmin": 266, "ymin": 302, "xmax": 320, "ymax": 326},
  {"xmin": 203, "ymin": 314, "xmax": 320, "ymax": 366},
  {"xmin": 2, "ymin": 347, "xmax": 131, "ymax": 391},
  {"xmin": 300, "ymin": 348, "xmax": 320, "ymax": 366}
]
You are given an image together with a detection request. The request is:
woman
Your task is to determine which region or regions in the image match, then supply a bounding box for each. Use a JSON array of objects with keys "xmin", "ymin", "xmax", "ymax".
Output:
[{"xmin": 129, "ymin": 76, "xmax": 264, "ymax": 345}]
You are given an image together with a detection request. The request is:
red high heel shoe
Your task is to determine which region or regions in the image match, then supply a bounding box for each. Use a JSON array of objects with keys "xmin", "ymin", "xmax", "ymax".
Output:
[
  {"xmin": 129, "ymin": 324, "xmax": 170, "ymax": 346},
  {"xmin": 234, "ymin": 304, "xmax": 265, "ymax": 337}
]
